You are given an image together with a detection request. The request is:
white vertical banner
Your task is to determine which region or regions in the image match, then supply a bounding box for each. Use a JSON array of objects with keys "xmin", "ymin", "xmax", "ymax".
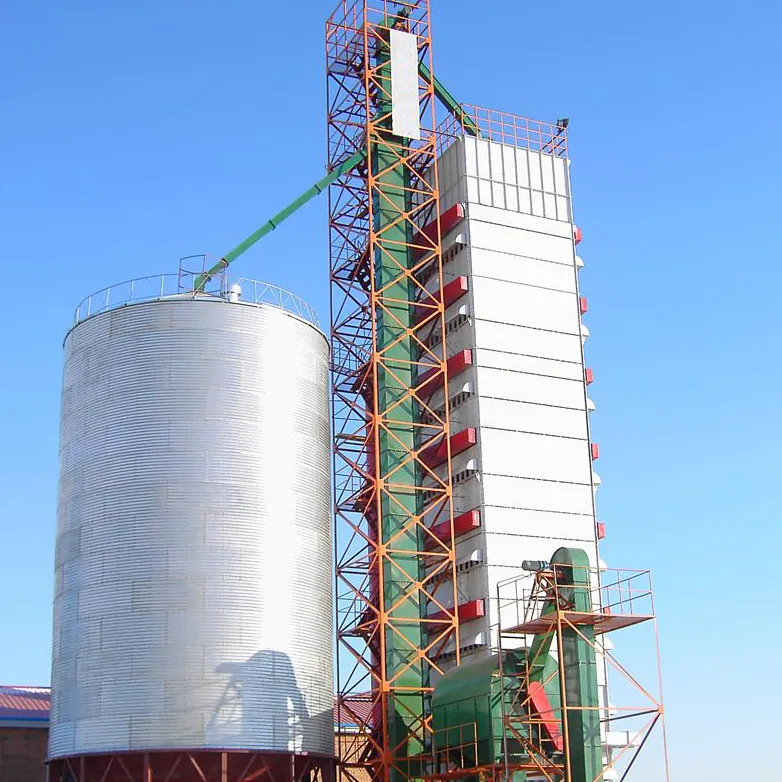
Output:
[{"xmin": 390, "ymin": 29, "xmax": 421, "ymax": 140}]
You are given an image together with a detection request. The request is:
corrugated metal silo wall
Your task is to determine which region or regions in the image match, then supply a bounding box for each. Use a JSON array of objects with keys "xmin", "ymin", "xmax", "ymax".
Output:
[{"xmin": 50, "ymin": 298, "xmax": 333, "ymax": 757}]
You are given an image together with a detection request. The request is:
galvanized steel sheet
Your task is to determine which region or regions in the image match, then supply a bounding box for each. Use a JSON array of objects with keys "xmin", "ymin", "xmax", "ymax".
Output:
[{"xmin": 50, "ymin": 296, "xmax": 333, "ymax": 757}]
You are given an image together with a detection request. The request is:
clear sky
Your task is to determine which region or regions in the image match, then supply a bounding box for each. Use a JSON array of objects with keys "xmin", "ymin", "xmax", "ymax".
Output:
[{"xmin": 1, "ymin": 1, "xmax": 780, "ymax": 779}]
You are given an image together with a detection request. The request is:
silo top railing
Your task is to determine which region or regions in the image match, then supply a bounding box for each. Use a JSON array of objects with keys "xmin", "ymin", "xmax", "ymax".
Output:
[{"xmin": 73, "ymin": 273, "xmax": 320, "ymax": 328}]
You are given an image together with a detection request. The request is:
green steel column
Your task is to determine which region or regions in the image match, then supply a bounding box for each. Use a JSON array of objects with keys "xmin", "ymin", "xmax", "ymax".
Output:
[
  {"xmin": 551, "ymin": 548, "xmax": 602, "ymax": 782},
  {"xmin": 373, "ymin": 32, "xmax": 425, "ymax": 781}
]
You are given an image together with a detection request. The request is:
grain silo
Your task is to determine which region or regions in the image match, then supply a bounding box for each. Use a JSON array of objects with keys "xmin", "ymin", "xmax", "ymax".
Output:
[{"xmin": 48, "ymin": 275, "xmax": 334, "ymax": 782}]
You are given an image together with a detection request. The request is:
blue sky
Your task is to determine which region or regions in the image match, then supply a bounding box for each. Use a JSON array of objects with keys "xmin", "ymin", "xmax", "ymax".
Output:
[{"xmin": 1, "ymin": 1, "xmax": 780, "ymax": 778}]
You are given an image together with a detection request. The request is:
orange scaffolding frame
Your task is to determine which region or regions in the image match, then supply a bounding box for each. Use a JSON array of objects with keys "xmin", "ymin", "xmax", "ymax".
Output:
[{"xmin": 327, "ymin": 3, "xmax": 460, "ymax": 782}]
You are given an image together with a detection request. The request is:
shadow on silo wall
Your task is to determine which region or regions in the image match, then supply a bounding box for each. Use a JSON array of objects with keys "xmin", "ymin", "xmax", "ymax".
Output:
[{"xmin": 208, "ymin": 650, "xmax": 333, "ymax": 754}]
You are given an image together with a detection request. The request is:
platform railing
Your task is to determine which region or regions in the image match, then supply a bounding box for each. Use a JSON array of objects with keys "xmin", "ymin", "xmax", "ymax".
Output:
[
  {"xmin": 437, "ymin": 104, "xmax": 568, "ymax": 157},
  {"xmin": 495, "ymin": 564, "xmax": 656, "ymax": 636},
  {"xmin": 73, "ymin": 272, "xmax": 320, "ymax": 328}
]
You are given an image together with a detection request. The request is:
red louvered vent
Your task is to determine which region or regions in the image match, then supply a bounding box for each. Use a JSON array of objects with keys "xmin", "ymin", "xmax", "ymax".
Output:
[
  {"xmin": 429, "ymin": 599, "xmax": 485, "ymax": 625},
  {"xmin": 420, "ymin": 428, "xmax": 476, "ymax": 469},
  {"xmin": 417, "ymin": 350, "xmax": 473, "ymax": 398},
  {"xmin": 425, "ymin": 509, "xmax": 481, "ymax": 550},
  {"xmin": 413, "ymin": 203, "xmax": 466, "ymax": 259},
  {"xmin": 414, "ymin": 276, "xmax": 469, "ymax": 324}
]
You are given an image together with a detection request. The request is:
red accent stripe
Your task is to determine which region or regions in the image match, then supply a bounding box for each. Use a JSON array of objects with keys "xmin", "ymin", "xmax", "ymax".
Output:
[
  {"xmin": 425, "ymin": 508, "xmax": 481, "ymax": 550},
  {"xmin": 417, "ymin": 350, "xmax": 473, "ymax": 398},
  {"xmin": 413, "ymin": 203, "xmax": 466, "ymax": 259},
  {"xmin": 528, "ymin": 681, "xmax": 564, "ymax": 751},
  {"xmin": 420, "ymin": 427, "xmax": 476, "ymax": 469},
  {"xmin": 414, "ymin": 276, "xmax": 469, "ymax": 323},
  {"xmin": 591, "ymin": 443, "xmax": 600, "ymax": 460},
  {"xmin": 579, "ymin": 296, "xmax": 588, "ymax": 315},
  {"xmin": 585, "ymin": 367, "xmax": 594, "ymax": 385},
  {"xmin": 429, "ymin": 599, "xmax": 485, "ymax": 624}
]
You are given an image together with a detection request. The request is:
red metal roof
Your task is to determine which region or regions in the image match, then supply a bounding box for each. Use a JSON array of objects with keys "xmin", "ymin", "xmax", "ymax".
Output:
[
  {"xmin": 0, "ymin": 686, "xmax": 51, "ymax": 722},
  {"xmin": 335, "ymin": 695, "xmax": 375, "ymax": 730}
]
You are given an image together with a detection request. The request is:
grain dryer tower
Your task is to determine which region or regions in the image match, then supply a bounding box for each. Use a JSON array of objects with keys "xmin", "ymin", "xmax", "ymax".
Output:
[{"xmin": 49, "ymin": 273, "xmax": 335, "ymax": 782}]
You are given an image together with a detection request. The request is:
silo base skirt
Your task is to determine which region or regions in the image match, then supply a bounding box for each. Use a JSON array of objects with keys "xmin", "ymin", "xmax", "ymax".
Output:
[{"xmin": 46, "ymin": 750, "xmax": 336, "ymax": 782}]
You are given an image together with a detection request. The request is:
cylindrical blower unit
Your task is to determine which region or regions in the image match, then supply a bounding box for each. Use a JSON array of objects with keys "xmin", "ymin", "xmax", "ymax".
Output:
[{"xmin": 50, "ymin": 280, "xmax": 333, "ymax": 766}]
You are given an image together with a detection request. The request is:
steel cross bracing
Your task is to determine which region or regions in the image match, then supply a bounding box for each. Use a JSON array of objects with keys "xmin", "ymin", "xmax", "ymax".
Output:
[
  {"xmin": 327, "ymin": 3, "xmax": 460, "ymax": 782},
  {"xmin": 47, "ymin": 751, "xmax": 335, "ymax": 782}
]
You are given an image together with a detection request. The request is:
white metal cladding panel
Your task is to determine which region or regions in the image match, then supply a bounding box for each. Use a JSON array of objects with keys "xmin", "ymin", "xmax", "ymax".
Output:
[
  {"xmin": 481, "ymin": 507, "xmax": 595, "ymax": 541},
  {"xmin": 453, "ymin": 534, "xmax": 487, "ymax": 569},
  {"xmin": 460, "ymin": 137, "xmax": 571, "ymax": 221},
  {"xmin": 470, "ymin": 249, "xmax": 576, "ymax": 293},
  {"xmin": 453, "ymin": 477, "xmax": 482, "ymax": 516},
  {"xmin": 471, "ymin": 277, "xmax": 580, "ymax": 334},
  {"xmin": 469, "ymin": 221, "xmax": 574, "ymax": 265},
  {"xmin": 425, "ymin": 368, "xmax": 477, "ymax": 413},
  {"xmin": 437, "ymin": 139, "xmax": 468, "ymax": 212},
  {"xmin": 422, "ymin": 476, "xmax": 482, "ymax": 528},
  {"xmin": 436, "ymin": 624, "xmax": 492, "ymax": 667},
  {"xmin": 441, "ymin": 179, "xmax": 467, "ymax": 215},
  {"xmin": 477, "ymin": 398, "xmax": 588, "ymax": 440},
  {"xmin": 449, "ymin": 397, "xmax": 478, "ymax": 432},
  {"xmin": 446, "ymin": 303, "xmax": 472, "ymax": 332},
  {"xmin": 473, "ymin": 321, "xmax": 583, "ymax": 363},
  {"xmin": 446, "ymin": 395, "xmax": 479, "ymax": 432},
  {"xmin": 475, "ymin": 351, "xmax": 584, "ymax": 381},
  {"xmin": 433, "ymin": 451, "xmax": 479, "ymax": 481},
  {"xmin": 476, "ymin": 366, "xmax": 586, "ymax": 410},
  {"xmin": 441, "ymin": 244, "xmax": 472, "ymax": 282},
  {"xmin": 427, "ymin": 384, "xmax": 477, "ymax": 423},
  {"xmin": 426, "ymin": 321, "xmax": 474, "ymax": 361},
  {"xmin": 429, "ymin": 565, "xmax": 485, "ymax": 612},
  {"xmin": 437, "ymin": 139, "xmax": 459, "ymax": 194},
  {"xmin": 51, "ymin": 299, "xmax": 333, "ymax": 758},
  {"xmin": 422, "ymin": 254, "xmax": 470, "ymax": 296},
  {"xmin": 428, "ymin": 466, "xmax": 480, "ymax": 511},
  {"xmin": 468, "ymin": 204, "xmax": 573, "ymax": 239},
  {"xmin": 481, "ymin": 474, "xmax": 594, "ymax": 515},
  {"xmin": 480, "ymin": 429, "xmax": 592, "ymax": 484}
]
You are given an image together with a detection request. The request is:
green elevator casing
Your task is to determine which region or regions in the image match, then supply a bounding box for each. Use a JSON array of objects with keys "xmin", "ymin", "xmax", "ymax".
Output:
[
  {"xmin": 432, "ymin": 650, "xmax": 520, "ymax": 768},
  {"xmin": 550, "ymin": 548, "xmax": 603, "ymax": 782},
  {"xmin": 372, "ymin": 30, "xmax": 426, "ymax": 776},
  {"xmin": 431, "ymin": 651, "xmax": 561, "ymax": 776}
]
